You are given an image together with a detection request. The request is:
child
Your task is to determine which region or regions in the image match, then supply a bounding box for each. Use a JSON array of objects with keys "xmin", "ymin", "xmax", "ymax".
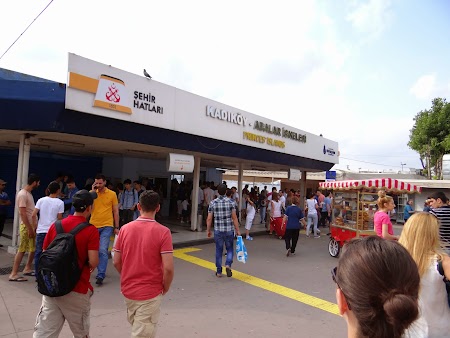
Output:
[
  {"xmin": 245, "ymin": 196, "xmax": 256, "ymax": 240},
  {"xmin": 181, "ymin": 198, "xmax": 189, "ymax": 223}
]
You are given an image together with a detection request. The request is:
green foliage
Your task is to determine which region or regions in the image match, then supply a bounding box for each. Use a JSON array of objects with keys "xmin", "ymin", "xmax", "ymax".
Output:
[{"xmin": 408, "ymin": 98, "xmax": 450, "ymax": 179}]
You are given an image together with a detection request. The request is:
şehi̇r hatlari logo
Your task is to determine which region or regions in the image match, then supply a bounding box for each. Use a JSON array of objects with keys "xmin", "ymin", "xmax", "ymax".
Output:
[{"xmin": 68, "ymin": 72, "xmax": 132, "ymax": 114}]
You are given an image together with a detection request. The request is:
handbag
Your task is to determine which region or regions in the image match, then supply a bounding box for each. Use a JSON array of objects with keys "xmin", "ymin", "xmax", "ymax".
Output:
[{"xmin": 437, "ymin": 260, "xmax": 450, "ymax": 307}]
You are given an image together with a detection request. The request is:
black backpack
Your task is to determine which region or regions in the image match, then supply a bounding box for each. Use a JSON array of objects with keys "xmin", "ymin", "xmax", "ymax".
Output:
[{"xmin": 37, "ymin": 220, "xmax": 90, "ymax": 297}]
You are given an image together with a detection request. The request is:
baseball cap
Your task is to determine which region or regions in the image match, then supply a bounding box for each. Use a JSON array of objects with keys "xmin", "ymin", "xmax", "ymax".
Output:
[{"xmin": 72, "ymin": 189, "xmax": 97, "ymax": 210}]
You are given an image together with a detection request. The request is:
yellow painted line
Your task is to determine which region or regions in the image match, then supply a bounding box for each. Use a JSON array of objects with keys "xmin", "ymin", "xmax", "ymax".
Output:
[{"xmin": 173, "ymin": 247, "xmax": 339, "ymax": 315}]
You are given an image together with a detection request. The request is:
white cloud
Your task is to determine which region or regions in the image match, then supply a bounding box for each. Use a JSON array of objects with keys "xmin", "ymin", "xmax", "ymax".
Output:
[
  {"xmin": 409, "ymin": 74, "xmax": 437, "ymax": 100},
  {"xmin": 346, "ymin": 0, "xmax": 393, "ymax": 40},
  {"xmin": 409, "ymin": 74, "xmax": 450, "ymax": 101}
]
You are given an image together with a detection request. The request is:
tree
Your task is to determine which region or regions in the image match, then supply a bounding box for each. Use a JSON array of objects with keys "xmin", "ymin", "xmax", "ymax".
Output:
[{"xmin": 408, "ymin": 98, "xmax": 450, "ymax": 179}]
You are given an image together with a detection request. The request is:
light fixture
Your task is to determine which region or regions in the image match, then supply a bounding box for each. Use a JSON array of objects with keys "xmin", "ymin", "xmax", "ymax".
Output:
[
  {"xmin": 93, "ymin": 150, "xmax": 121, "ymax": 156},
  {"xmin": 251, "ymin": 165, "xmax": 267, "ymax": 171},
  {"xmin": 126, "ymin": 149, "xmax": 157, "ymax": 156},
  {"xmin": 38, "ymin": 138, "xmax": 85, "ymax": 148},
  {"xmin": 7, "ymin": 141, "xmax": 50, "ymax": 150}
]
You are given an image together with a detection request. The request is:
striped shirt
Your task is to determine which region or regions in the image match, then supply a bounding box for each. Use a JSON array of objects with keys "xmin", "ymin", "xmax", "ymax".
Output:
[
  {"xmin": 429, "ymin": 205, "xmax": 450, "ymax": 251},
  {"xmin": 208, "ymin": 195, "xmax": 236, "ymax": 232}
]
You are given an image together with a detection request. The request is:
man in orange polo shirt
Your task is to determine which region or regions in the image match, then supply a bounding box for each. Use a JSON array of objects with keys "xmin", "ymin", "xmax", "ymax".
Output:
[{"xmin": 90, "ymin": 173, "xmax": 119, "ymax": 285}]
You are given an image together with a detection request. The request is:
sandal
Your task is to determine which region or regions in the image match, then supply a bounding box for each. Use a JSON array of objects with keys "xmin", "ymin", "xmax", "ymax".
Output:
[{"xmin": 215, "ymin": 272, "xmax": 223, "ymax": 278}]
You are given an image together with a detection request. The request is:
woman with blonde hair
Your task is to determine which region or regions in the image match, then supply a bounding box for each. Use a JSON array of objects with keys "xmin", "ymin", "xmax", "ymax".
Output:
[
  {"xmin": 374, "ymin": 190, "xmax": 398, "ymax": 240},
  {"xmin": 399, "ymin": 212, "xmax": 450, "ymax": 337}
]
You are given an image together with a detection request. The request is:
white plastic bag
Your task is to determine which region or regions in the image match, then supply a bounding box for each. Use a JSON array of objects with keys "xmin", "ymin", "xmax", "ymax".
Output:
[
  {"xmin": 235, "ymin": 236, "xmax": 248, "ymax": 264},
  {"xmin": 111, "ymin": 235, "xmax": 118, "ymax": 258}
]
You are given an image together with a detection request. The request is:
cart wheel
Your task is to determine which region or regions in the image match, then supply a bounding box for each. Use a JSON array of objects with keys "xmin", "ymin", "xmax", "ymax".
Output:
[{"xmin": 328, "ymin": 238, "xmax": 340, "ymax": 258}]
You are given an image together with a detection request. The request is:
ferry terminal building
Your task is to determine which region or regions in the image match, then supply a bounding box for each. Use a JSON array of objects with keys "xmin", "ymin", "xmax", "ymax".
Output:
[{"xmin": 0, "ymin": 54, "xmax": 339, "ymax": 250}]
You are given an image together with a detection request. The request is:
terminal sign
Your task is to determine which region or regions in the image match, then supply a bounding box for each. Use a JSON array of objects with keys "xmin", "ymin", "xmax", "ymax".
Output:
[{"xmin": 167, "ymin": 153, "xmax": 195, "ymax": 173}]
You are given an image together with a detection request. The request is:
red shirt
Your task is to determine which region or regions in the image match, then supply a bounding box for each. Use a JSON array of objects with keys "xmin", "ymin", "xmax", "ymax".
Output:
[
  {"xmin": 43, "ymin": 215, "xmax": 100, "ymax": 294},
  {"xmin": 114, "ymin": 217, "xmax": 173, "ymax": 300}
]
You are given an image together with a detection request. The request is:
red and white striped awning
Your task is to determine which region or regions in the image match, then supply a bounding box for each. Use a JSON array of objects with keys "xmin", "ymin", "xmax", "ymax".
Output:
[{"xmin": 319, "ymin": 178, "xmax": 422, "ymax": 194}]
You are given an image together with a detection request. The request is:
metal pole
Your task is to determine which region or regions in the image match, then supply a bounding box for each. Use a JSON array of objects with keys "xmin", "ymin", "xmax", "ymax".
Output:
[
  {"xmin": 191, "ymin": 156, "xmax": 201, "ymax": 231},
  {"xmin": 11, "ymin": 135, "xmax": 26, "ymax": 248},
  {"xmin": 237, "ymin": 163, "xmax": 243, "ymax": 212},
  {"xmin": 300, "ymin": 171, "xmax": 307, "ymax": 208}
]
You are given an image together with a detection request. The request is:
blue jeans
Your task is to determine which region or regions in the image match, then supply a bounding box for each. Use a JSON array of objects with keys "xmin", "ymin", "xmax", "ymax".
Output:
[
  {"xmin": 97, "ymin": 226, "xmax": 113, "ymax": 279},
  {"xmin": 307, "ymin": 213, "xmax": 318, "ymax": 236},
  {"xmin": 34, "ymin": 233, "xmax": 47, "ymax": 274},
  {"xmin": 214, "ymin": 230, "xmax": 234, "ymax": 273},
  {"xmin": 260, "ymin": 206, "xmax": 266, "ymax": 223}
]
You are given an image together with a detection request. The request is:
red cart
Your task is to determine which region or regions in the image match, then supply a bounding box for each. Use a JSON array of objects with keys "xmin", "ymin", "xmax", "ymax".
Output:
[{"xmin": 319, "ymin": 178, "xmax": 422, "ymax": 257}]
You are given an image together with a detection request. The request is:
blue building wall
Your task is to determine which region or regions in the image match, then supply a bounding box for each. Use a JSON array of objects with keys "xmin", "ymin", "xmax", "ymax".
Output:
[{"xmin": 0, "ymin": 149, "xmax": 102, "ymax": 218}]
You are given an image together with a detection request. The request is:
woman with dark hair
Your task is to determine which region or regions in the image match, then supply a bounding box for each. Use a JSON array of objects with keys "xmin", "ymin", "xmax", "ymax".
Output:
[
  {"xmin": 282, "ymin": 196, "xmax": 306, "ymax": 256},
  {"xmin": 269, "ymin": 192, "xmax": 283, "ymax": 236},
  {"xmin": 332, "ymin": 236, "xmax": 427, "ymax": 338}
]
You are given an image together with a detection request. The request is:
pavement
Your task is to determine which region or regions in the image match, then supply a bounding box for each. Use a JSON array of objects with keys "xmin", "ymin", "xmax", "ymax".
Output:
[{"xmin": 0, "ymin": 219, "xmax": 405, "ymax": 338}]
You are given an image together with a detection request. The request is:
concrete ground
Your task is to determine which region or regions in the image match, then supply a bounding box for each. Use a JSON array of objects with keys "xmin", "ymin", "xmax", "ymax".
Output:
[{"xmin": 0, "ymin": 223, "xmax": 405, "ymax": 337}]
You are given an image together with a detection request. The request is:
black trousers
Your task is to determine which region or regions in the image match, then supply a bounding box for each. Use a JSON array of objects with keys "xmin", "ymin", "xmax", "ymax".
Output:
[
  {"xmin": 320, "ymin": 211, "xmax": 328, "ymax": 227},
  {"xmin": 285, "ymin": 228, "xmax": 300, "ymax": 253},
  {"xmin": 121, "ymin": 209, "xmax": 134, "ymax": 227},
  {"xmin": 0, "ymin": 213, "xmax": 5, "ymax": 236}
]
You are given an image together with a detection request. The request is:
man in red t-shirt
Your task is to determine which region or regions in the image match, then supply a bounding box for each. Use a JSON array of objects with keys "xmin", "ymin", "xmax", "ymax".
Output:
[
  {"xmin": 33, "ymin": 190, "xmax": 99, "ymax": 338},
  {"xmin": 113, "ymin": 190, "xmax": 174, "ymax": 338}
]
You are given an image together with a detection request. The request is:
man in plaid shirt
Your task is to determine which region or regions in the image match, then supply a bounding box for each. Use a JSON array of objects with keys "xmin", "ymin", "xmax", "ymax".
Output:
[{"xmin": 207, "ymin": 184, "xmax": 241, "ymax": 278}]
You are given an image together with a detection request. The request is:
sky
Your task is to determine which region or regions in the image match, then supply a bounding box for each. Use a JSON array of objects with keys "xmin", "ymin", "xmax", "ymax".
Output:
[{"xmin": 1, "ymin": 0, "xmax": 449, "ymax": 173}]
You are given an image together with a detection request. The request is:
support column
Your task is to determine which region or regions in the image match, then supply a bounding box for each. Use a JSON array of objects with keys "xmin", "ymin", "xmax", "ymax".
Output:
[
  {"xmin": 300, "ymin": 171, "xmax": 307, "ymax": 209},
  {"xmin": 10, "ymin": 135, "xmax": 30, "ymax": 250},
  {"xmin": 237, "ymin": 163, "xmax": 243, "ymax": 212},
  {"xmin": 191, "ymin": 156, "xmax": 201, "ymax": 231}
]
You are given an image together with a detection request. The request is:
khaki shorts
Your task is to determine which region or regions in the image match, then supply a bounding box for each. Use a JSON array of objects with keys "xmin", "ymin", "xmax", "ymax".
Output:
[
  {"xmin": 18, "ymin": 223, "xmax": 36, "ymax": 253},
  {"xmin": 33, "ymin": 290, "xmax": 93, "ymax": 338},
  {"xmin": 125, "ymin": 294, "xmax": 163, "ymax": 338}
]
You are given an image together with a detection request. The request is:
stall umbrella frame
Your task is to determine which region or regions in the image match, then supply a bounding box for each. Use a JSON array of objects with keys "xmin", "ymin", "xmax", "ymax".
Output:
[{"xmin": 319, "ymin": 178, "xmax": 422, "ymax": 258}]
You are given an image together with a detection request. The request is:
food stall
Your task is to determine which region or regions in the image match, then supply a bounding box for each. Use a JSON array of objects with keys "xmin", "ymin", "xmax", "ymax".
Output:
[{"xmin": 319, "ymin": 178, "xmax": 422, "ymax": 257}]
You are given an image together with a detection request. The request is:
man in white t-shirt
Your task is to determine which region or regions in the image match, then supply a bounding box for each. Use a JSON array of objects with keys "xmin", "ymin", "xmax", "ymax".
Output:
[{"xmin": 32, "ymin": 181, "xmax": 64, "ymax": 274}]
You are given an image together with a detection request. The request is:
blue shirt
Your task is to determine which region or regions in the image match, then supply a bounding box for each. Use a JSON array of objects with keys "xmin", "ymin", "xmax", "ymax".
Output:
[
  {"xmin": 322, "ymin": 197, "xmax": 331, "ymax": 212},
  {"xmin": 285, "ymin": 205, "xmax": 304, "ymax": 230},
  {"xmin": 121, "ymin": 189, "xmax": 138, "ymax": 209},
  {"xmin": 64, "ymin": 187, "xmax": 79, "ymax": 206},
  {"xmin": 404, "ymin": 204, "xmax": 414, "ymax": 220},
  {"xmin": 208, "ymin": 195, "xmax": 235, "ymax": 232},
  {"xmin": 0, "ymin": 191, "xmax": 10, "ymax": 215}
]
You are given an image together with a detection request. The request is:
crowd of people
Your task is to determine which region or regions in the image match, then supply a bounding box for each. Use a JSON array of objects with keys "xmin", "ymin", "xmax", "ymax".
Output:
[
  {"xmin": 335, "ymin": 190, "xmax": 450, "ymax": 338},
  {"xmin": 2, "ymin": 171, "xmax": 450, "ymax": 338}
]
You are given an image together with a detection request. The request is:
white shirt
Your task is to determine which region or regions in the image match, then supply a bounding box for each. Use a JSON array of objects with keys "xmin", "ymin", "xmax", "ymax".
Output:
[
  {"xmin": 203, "ymin": 187, "xmax": 215, "ymax": 205},
  {"xmin": 35, "ymin": 196, "xmax": 64, "ymax": 234},
  {"xmin": 306, "ymin": 199, "xmax": 318, "ymax": 215},
  {"xmin": 419, "ymin": 256, "xmax": 450, "ymax": 337},
  {"xmin": 279, "ymin": 195, "xmax": 286, "ymax": 208},
  {"xmin": 271, "ymin": 200, "xmax": 283, "ymax": 218}
]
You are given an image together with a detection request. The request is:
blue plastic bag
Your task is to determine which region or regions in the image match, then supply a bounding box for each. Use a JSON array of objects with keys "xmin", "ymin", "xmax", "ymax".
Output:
[{"xmin": 235, "ymin": 236, "xmax": 248, "ymax": 264}]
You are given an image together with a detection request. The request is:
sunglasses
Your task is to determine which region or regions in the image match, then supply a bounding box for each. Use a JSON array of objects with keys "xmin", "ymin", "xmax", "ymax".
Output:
[{"xmin": 331, "ymin": 266, "xmax": 351, "ymax": 310}]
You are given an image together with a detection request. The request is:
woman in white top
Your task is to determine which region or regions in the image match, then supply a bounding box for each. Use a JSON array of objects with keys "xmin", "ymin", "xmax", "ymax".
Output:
[
  {"xmin": 269, "ymin": 192, "xmax": 284, "ymax": 236},
  {"xmin": 399, "ymin": 212, "xmax": 450, "ymax": 337},
  {"xmin": 306, "ymin": 193, "xmax": 320, "ymax": 238}
]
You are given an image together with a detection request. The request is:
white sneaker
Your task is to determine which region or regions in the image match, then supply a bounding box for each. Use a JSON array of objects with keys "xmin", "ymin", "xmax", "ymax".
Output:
[{"xmin": 314, "ymin": 235, "xmax": 321, "ymax": 239}]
